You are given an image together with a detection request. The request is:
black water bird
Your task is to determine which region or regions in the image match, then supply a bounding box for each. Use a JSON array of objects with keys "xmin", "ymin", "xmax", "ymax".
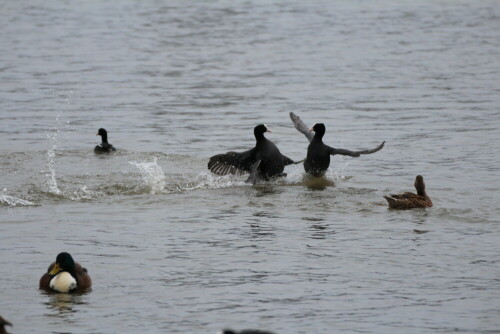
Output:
[
  {"xmin": 0, "ymin": 316, "xmax": 12, "ymax": 334},
  {"xmin": 94, "ymin": 128, "xmax": 116, "ymax": 153},
  {"xmin": 208, "ymin": 124, "xmax": 295, "ymax": 184},
  {"xmin": 219, "ymin": 330, "xmax": 276, "ymax": 334},
  {"xmin": 39, "ymin": 252, "xmax": 92, "ymax": 293},
  {"xmin": 290, "ymin": 112, "xmax": 385, "ymax": 176}
]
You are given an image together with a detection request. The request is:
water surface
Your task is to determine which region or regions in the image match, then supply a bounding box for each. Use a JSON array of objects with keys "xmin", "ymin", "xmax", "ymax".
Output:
[{"xmin": 1, "ymin": 1, "xmax": 499, "ymax": 333}]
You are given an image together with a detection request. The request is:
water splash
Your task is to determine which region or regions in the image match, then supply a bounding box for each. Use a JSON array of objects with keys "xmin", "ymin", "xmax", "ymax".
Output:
[
  {"xmin": 183, "ymin": 172, "xmax": 245, "ymax": 191},
  {"xmin": 68, "ymin": 186, "xmax": 101, "ymax": 201},
  {"xmin": 0, "ymin": 188, "xmax": 35, "ymax": 207},
  {"xmin": 130, "ymin": 157, "xmax": 166, "ymax": 194},
  {"xmin": 44, "ymin": 91, "xmax": 75, "ymax": 195},
  {"xmin": 327, "ymin": 157, "xmax": 350, "ymax": 181},
  {"xmin": 46, "ymin": 129, "xmax": 62, "ymax": 195}
]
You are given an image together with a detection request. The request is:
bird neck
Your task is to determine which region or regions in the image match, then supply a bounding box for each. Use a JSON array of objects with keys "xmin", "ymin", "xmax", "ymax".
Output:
[
  {"xmin": 416, "ymin": 185, "xmax": 426, "ymax": 197},
  {"xmin": 101, "ymin": 134, "xmax": 108, "ymax": 144},
  {"xmin": 254, "ymin": 132, "xmax": 266, "ymax": 143},
  {"xmin": 312, "ymin": 132, "xmax": 324, "ymax": 142}
]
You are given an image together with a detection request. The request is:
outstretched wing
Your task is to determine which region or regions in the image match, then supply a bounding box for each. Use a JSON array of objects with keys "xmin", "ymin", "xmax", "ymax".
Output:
[
  {"xmin": 208, "ymin": 149, "xmax": 255, "ymax": 175},
  {"xmin": 290, "ymin": 112, "xmax": 314, "ymax": 142},
  {"xmin": 353, "ymin": 141, "xmax": 385, "ymax": 155},
  {"xmin": 328, "ymin": 141, "xmax": 385, "ymax": 157}
]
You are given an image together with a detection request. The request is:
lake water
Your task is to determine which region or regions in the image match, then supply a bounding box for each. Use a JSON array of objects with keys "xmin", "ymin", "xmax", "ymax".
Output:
[{"xmin": 0, "ymin": 1, "xmax": 499, "ymax": 333}]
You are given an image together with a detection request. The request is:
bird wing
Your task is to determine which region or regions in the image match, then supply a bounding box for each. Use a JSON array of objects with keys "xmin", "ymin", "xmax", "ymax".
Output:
[
  {"xmin": 328, "ymin": 141, "xmax": 385, "ymax": 157},
  {"xmin": 392, "ymin": 192, "xmax": 421, "ymax": 200},
  {"xmin": 353, "ymin": 141, "xmax": 385, "ymax": 155},
  {"xmin": 245, "ymin": 160, "xmax": 263, "ymax": 184},
  {"xmin": 289, "ymin": 112, "xmax": 314, "ymax": 142},
  {"xmin": 208, "ymin": 149, "xmax": 256, "ymax": 175}
]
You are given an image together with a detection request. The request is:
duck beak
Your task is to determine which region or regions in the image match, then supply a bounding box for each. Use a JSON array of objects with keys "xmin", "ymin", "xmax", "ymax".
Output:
[
  {"xmin": 96, "ymin": 133, "xmax": 99, "ymax": 136},
  {"xmin": 308, "ymin": 128, "xmax": 314, "ymax": 132},
  {"xmin": 49, "ymin": 263, "xmax": 62, "ymax": 276}
]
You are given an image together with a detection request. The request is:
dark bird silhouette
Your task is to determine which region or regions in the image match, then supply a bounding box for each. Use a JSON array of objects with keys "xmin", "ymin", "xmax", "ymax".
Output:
[
  {"xmin": 384, "ymin": 175, "xmax": 433, "ymax": 209},
  {"xmin": 208, "ymin": 124, "xmax": 295, "ymax": 184},
  {"xmin": 219, "ymin": 330, "xmax": 276, "ymax": 334},
  {"xmin": 94, "ymin": 128, "xmax": 116, "ymax": 153},
  {"xmin": 0, "ymin": 316, "xmax": 12, "ymax": 334},
  {"xmin": 39, "ymin": 252, "xmax": 92, "ymax": 293},
  {"xmin": 290, "ymin": 112, "xmax": 385, "ymax": 176}
]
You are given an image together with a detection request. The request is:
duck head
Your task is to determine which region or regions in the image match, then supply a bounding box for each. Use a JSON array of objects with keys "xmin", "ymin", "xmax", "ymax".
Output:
[
  {"xmin": 414, "ymin": 175, "xmax": 426, "ymax": 196},
  {"xmin": 49, "ymin": 252, "xmax": 76, "ymax": 276}
]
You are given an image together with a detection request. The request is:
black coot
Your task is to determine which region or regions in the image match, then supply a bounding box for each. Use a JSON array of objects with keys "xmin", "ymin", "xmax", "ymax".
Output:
[
  {"xmin": 208, "ymin": 124, "xmax": 295, "ymax": 184},
  {"xmin": 94, "ymin": 128, "xmax": 116, "ymax": 154},
  {"xmin": 290, "ymin": 112, "xmax": 384, "ymax": 176}
]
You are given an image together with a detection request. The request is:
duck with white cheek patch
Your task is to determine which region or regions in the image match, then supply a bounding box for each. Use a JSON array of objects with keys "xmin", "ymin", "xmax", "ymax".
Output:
[{"xmin": 39, "ymin": 252, "xmax": 92, "ymax": 293}]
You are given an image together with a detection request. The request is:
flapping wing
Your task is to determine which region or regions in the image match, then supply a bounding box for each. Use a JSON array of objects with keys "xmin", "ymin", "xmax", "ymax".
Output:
[
  {"xmin": 290, "ymin": 112, "xmax": 314, "ymax": 142},
  {"xmin": 208, "ymin": 149, "xmax": 255, "ymax": 175},
  {"xmin": 329, "ymin": 141, "xmax": 385, "ymax": 157},
  {"xmin": 354, "ymin": 141, "xmax": 385, "ymax": 155}
]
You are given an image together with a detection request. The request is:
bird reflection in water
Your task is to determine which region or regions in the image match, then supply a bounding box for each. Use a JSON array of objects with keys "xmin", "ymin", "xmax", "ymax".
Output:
[
  {"xmin": 43, "ymin": 292, "xmax": 87, "ymax": 316},
  {"xmin": 310, "ymin": 223, "xmax": 336, "ymax": 240},
  {"xmin": 301, "ymin": 174, "xmax": 336, "ymax": 191},
  {"xmin": 253, "ymin": 184, "xmax": 283, "ymax": 197}
]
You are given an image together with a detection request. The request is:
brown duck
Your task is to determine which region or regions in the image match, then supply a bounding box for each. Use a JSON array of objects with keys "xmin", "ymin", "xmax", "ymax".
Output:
[
  {"xmin": 0, "ymin": 316, "xmax": 12, "ymax": 334},
  {"xmin": 39, "ymin": 252, "xmax": 92, "ymax": 293},
  {"xmin": 384, "ymin": 175, "xmax": 432, "ymax": 209}
]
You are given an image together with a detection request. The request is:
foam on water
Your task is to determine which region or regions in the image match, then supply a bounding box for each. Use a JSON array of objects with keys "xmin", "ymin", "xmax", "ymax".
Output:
[
  {"xmin": 182, "ymin": 172, "xmax": 246, "ymax": 191},
  {"xmin": 0, "ymin": 189, "xmax": 35, "ymax": 207},
  {"xmin": 68, "ymin": 185, "xmax": 102, "ymax": 201},
  {"xmin": 282, "ymin": 159, "xmax": 350, "ymax": 185}
]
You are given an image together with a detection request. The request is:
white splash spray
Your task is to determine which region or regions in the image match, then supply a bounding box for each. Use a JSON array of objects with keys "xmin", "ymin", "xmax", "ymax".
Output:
[
  {"xmin": 130, "ymin": 157, "xmax": 166, "ymax": 194},
  {"xmin": 183, "ymin": 172, "xmax": 244, "ymax": 191},
  {"xmin": 46, "ymin": 126, "xmax": 62, "ymax": 195},
  {"xmin": 329, "ymin": 156, "xmax": 350, "ymax": 180},
  {"xmin": 0, "ymin": 188, "xmax": 35, "ymax": 207}
]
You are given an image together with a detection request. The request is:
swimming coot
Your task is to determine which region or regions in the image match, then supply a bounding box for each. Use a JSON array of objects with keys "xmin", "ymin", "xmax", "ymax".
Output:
[{"xmin": 94, "ymin": 128, "xmax": 116, "ymax": 154}]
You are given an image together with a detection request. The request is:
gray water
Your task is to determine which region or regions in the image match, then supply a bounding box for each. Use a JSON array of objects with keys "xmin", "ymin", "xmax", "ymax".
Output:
[{"xmin": 1, "ymin": 1, "xmax": 499, "ymax": 333}]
